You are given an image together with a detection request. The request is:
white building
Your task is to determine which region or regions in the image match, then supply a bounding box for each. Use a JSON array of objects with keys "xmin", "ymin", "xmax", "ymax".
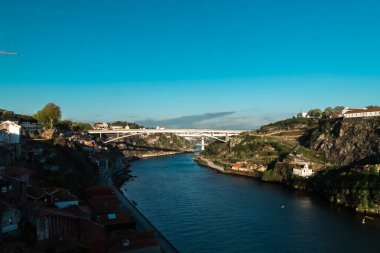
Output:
[
  {"xmin": 297, "ymin": 111, "xmax": 309, "ymax": 118},
  {"xmin": 0, "ymin": 121, "xmax": 21, "ymax": 144},
  {"xmin": 293, "ymin": 163, "xmax": 314, "ymax": 177},
  {"xmin": 342, "ymin": 107, "xmax": 380, "ymax": 118},
  {"xmin": 110, "ymin": 125, "xmax": 123, "ymax": 130},
  {"xmin": 93, "ymin": 123, "xmax": 109, "ymax": 130}
]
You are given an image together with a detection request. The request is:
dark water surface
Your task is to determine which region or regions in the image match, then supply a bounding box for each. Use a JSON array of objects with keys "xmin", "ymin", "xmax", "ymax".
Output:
[{"xmin": 122, "ymin": 153, "xmax": 380, "ymax": 253}]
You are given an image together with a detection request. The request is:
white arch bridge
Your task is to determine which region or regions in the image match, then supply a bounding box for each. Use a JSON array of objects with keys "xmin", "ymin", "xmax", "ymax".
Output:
[{"xmin": 87, "ymin": 129, "xmax": 246, "ymax": 150}]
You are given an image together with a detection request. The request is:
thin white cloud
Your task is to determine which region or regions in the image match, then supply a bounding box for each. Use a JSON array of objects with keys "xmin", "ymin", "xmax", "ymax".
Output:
[{"xmin": 0, "ymin": 50, "xmax": 19, "ymax": 55}]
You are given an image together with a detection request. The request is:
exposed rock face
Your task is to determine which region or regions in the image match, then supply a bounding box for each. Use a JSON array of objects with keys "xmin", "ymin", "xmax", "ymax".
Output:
[{"xmin": 309, "ymin": 118, "xmax": 380, "ymax": 166}]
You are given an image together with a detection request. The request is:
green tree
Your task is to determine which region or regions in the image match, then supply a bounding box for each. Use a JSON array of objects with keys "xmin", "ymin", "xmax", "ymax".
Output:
[
  {"xmin": 322, "ymin": 107, "xmax": 335, "ymax": 118},
  {"xmin": 34, "ymin": 103, "xmax": 62, "ymax": 128},
  {"xmin": 307, "ymin": 109, "xmax": 322, "ymax": 118},
  {"xmin": 71, "ymin": 122, "xmax": 92, "ymax": 131},
  {"xmin": 333, "ymin": 106, "xmax": 345, "ymax": 114},
  {"xmin": 1, "ymin": 111, "xmax": 14, "ymax": 120},
  {"xmin": 366, "ymin": 105, "xmax": 380, "ymax": 109}
]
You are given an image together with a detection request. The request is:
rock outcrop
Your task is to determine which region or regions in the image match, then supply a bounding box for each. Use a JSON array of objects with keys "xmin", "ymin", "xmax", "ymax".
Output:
[{"xmin": 308, "ymin": 118, "xmax": 380, "ymax": 166}]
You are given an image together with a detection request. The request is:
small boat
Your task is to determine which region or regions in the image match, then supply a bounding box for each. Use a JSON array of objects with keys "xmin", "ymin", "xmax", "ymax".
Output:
[
  {"xmin": 132, "ymin": 200, "xmax": 138, "ymax": 206},
  {"xmin": 281, "ymin": 205, "xmax": 285, "ymax": 209}
]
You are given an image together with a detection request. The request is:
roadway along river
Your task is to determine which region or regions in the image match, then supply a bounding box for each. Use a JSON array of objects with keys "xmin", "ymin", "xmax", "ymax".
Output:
[{"xmin": 122, "ymin": 153, "xmax": 380, "ymax": 253}]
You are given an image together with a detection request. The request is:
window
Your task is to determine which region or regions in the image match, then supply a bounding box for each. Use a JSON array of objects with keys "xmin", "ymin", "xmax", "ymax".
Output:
[{"xmin": 107, "ymin": 213, "xmax": 117, "ymax": 220}]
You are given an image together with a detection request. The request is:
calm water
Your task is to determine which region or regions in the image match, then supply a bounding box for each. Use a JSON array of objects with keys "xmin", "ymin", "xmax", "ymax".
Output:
[{"xmin": 122, "ymin": 153, "xmax": 380, "ymax": 253}]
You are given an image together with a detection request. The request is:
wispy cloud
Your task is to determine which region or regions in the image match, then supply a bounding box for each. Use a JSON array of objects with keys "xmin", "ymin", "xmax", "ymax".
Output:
[
  {"xmin": 138, "ymin": 112, "xmax": 235, "ymax": 129},
  {"xmin": 137, "ymin": 110, "xmax": 292, "ymax": 130},
  {"xmin": 0, "ymin": 50, "xmax": 19, "ymax": 55}
]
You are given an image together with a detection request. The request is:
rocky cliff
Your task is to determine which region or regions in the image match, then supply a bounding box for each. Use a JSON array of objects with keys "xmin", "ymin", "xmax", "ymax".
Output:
[{"xmin": 307, "ymin": 118, "xmax": 380, "ymax": 166}]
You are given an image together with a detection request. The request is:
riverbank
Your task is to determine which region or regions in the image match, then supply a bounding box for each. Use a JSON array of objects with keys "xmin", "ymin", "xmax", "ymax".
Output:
[
  {"xmin": 101, "ymin": 175, "xmax": 179, "ymax": 253},
  {"xmin": 140, "ymin": 150, "xmax": 198, "ymax": 159},
  {"xmin": 195, "ymin": 155, "xmax": 380, "ymax": 216},
  {"xmin": 195, "ymin": 156, "xmax": 261, "ymax": 178}
]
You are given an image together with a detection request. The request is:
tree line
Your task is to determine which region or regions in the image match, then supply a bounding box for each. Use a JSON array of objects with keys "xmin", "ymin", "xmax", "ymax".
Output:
[{"xmin": 307, "ymin": 105, "xmax": 380, "ymax": 118}]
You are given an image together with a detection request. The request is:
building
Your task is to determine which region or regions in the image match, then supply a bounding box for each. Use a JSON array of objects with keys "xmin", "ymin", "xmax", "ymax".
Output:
[
  {"xmin": 342, "ymin": 107, "xmax": 380, "ymax": 118},
  {"xmin": 297, "ymin": 111, "xmax": 309, "ymax": 118},
  {"xmin": 293, "ymin": 163, "xmax": 314, "ymax": 177},
  {"xmin": 231, "ymin": 162, "xmax": 252, "ymax": 172},
  {"xmin": 28, "ymin": 208, "xmax": 80, "ymax": 251},
  {"xmin": 20, "ymin": 122, "xmax": 43, "ymax": 131},
  {"xmin": 0, "ymin": 121, "xmax": 21, "ymax": 144},
  {"xmin": 0, "ymin": 177, "xmax": 27, "ymax": 205},
  {"xmin": 27, "ymin": 187, "xmax": 79, "ymax": 209},
  {"xmin": 110, "ymin": 125, "xmax": 123, "ymax": 130},
  {"xmin": 0, "ymin": 200, "xmax": 20, "ymax": 234},
  {"xmin": 256, "ymin": 165, "xmax": 267, "ymax": 172},
  {"xmin": 93, "ymin": 123, "xmax": 109, "ymax": 130}
]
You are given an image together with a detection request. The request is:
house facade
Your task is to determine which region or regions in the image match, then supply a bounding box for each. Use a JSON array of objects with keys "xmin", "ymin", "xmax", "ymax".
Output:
[
  {"xmin": 0, "ymin": 121, "xmax": 21, "ymax": 144},
  {"xmin": 28, "ymin": 208, "xmax": 80, "ymax": 250},
  {"xmin": 342, "ymin": 107, "xmax": 380, "ymax": 118}
]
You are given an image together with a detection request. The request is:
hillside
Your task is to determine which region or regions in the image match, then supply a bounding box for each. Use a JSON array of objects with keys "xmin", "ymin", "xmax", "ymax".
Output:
[{"xmin": 199, "ymin": 116, "xmax": 380, "ymax": 214}]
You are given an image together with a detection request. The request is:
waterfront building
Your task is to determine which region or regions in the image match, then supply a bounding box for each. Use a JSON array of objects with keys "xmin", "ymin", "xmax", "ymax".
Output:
[
  {"xmin": 293, "ymin": 163, "xmax": 314, "ymax": 177},
  {"xmin": 342, "ymin": 107, "xmax": 380, "ymax": 118}
]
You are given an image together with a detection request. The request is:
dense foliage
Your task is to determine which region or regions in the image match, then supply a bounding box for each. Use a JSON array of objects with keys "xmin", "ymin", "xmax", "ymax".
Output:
[{"xmin": 34, "ymin": 103, "xmax": 62, "ymax": 128}]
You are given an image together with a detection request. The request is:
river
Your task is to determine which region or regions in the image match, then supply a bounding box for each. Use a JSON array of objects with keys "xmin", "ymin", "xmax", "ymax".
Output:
[{"xmin": 122, "ymin": 153, "xmax": 380, "ymax": 253}]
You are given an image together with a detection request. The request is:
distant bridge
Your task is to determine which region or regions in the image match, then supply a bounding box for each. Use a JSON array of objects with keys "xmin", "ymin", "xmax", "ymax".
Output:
[{"xmin": 88, "ymin": 129, "xmax": 246, "ymax": 150}]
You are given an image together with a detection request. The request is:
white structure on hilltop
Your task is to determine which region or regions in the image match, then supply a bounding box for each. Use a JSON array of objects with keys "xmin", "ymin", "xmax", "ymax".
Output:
[
  {"xmin": 297, "ymin": 111, "xmax": 309, "ymax": 118},
  {"xmin": 341, "ymin": 107, "xmax": 380, "ymax": 118},
  {"xmin": 0, "ymin": 121, "xmax": 21, "ymax": 144},
  {"xmin": 293, "ymin": 163, "xmax": 314, "ymax": 177}
]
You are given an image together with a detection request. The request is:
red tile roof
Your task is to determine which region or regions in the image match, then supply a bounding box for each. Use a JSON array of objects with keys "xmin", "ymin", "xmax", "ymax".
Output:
[
  {"xmin": 344, "ymin": 108, "xmax": 380, "ymax": 114},
  {"xmin": 27, "ymin": 187, "xmax": 78, "ymax": 202},
  {"xmin": 232, "ymin": 163, "xmax": 244, "ymax": 168}
]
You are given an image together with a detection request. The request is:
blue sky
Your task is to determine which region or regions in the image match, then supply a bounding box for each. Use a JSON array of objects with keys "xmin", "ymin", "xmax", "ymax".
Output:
[{"xmin": 0, "ymin": 0, "xmax": 379, "ymax": 129}]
